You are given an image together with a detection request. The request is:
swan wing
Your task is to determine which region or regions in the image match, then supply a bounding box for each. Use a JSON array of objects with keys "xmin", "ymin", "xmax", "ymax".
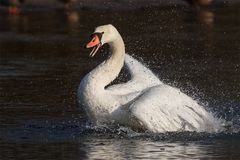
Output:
[
  {"xmin": 106, "ymin": 54, "xmax": 162, "ymax": 95},
  {"xmin": 129, "ymin": 85, "xmax": 220, "ymax": 133},
  {"xmin": 124, "ymin": 54, "xmax": 162, "ymax": 86}
]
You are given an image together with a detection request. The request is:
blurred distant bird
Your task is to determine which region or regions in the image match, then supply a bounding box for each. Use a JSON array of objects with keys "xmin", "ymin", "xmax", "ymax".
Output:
[
  {"xmin": 58, "ymin": 0, "xmax": 76, "ymax": 10},
  {"xmin": 0, "ymin": 0, "xmax": 24, "ymax": 13},
  {"xmin": 183, "ymin": 0, "xmax": 213, "ymax": 10}
]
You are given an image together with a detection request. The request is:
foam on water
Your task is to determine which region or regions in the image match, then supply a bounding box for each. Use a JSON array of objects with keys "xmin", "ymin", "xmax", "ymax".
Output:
[{"xmin": 1, "ymin": 117, "xmax": 240, "ymax": 143}]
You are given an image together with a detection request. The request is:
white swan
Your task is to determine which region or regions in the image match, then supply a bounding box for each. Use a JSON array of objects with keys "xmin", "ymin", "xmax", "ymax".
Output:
[{"xmin": 78, "ymin": 24, "xmax": 222, "ymax": 133}]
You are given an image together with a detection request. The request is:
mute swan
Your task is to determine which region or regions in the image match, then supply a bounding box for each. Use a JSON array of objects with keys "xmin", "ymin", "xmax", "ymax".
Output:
[{"xmin": 78, "ymin": 24, "xmax": 221, "ymax": 133}]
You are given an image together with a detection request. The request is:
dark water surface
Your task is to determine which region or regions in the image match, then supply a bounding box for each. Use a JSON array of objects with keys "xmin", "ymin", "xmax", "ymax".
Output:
[{"xmin": 0, "ymin": 5, "xmax": 240, "ymax": 159}]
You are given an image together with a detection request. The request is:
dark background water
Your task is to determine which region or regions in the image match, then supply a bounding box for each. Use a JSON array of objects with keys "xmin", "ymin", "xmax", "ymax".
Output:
[{"xmin": 0, "ymin": 4, "xmax": 240, "ymax": 159}]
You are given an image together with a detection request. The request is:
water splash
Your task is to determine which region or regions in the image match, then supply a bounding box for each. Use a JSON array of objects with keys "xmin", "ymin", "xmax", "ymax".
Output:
[{"xmin": 1, "ymin": 118, "xmax": 239, "ymax": 143}]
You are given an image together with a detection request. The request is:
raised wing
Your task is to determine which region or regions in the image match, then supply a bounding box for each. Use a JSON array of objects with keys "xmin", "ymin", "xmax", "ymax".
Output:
[
  {"xmin": 106, "ymin": 54, "xmax": 162, "ymax": 95},
  {"xmin": 130, "ymin": 85, "xmax": 221, "ymax": 133}
]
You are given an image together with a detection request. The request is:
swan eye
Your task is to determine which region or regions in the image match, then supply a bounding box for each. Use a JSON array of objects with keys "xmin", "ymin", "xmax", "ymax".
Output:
[{"xmin": 91, "ymin": 32, "xmax": 103, "ymax": 41}]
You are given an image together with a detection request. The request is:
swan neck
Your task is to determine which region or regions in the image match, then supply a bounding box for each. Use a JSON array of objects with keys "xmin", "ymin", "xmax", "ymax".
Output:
[
  {"xmin": 88, "ymin": 34, "xmax": 125, "ymax": 91},
  {"xmin": 109, "ymin": 35, "xmax": 125, "ymax": 59},
  {"xmin": 101, "ymin": 34, "xmax": 125, "ymax": 86}
]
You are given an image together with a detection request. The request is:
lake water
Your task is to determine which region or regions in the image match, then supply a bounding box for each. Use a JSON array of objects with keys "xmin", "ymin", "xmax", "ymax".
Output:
[{"xmin": 0, "ymin": 4, "xmax": 240, "ymax": 159}]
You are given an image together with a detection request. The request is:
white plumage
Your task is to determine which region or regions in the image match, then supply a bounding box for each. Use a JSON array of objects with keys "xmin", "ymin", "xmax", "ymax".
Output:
[{"xmin": 78, "ymin": 24, "xmax": 222, "ymax": 133}]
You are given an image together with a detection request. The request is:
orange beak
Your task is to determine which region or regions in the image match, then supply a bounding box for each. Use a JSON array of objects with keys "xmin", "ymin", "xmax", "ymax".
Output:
[{"xmin": 85, "ymin": 35, "xmax": 101, "ymax": 57}]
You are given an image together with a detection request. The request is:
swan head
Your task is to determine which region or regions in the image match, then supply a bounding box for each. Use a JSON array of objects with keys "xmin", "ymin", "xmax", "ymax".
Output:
[{"xmin": 85, "ymin": 24, "xmax": 119, "ymax": 57}]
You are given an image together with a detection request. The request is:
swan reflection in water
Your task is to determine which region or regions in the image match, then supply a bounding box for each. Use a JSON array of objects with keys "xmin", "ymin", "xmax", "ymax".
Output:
[{"xmin": 82, "ymin": 137, "xmax": 221, "ymax": 159}]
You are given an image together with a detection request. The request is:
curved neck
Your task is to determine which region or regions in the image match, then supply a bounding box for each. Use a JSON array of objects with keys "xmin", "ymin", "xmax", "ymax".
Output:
[{"xmin": 88, "ymin": 34, "xmax": 125, "ymax": 91}]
